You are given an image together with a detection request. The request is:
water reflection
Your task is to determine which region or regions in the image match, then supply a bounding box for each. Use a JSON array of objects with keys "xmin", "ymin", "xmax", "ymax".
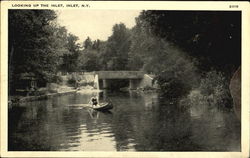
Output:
[{"xmin": 8, "ymin": 91, "xmax": 240, "ymax": 151}]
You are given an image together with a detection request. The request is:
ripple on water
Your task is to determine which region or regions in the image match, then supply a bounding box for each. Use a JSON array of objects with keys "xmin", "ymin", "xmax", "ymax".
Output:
[{"xmin": 8, "ymin": 91, "xmax": 240, "ymax": 151}]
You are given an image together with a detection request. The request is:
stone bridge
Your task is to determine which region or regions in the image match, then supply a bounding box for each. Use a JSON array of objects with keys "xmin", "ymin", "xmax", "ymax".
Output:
[
  {"xmin": 95, "ymin": 71, "xmax": 144, "ymax": 79},
  {"xmin": 59, "ymin": 71, "xmax": 157, "ymax": 90},
  {"xmin": 94, "ymin": 71, "xmax": 147, "ymax": 89}
]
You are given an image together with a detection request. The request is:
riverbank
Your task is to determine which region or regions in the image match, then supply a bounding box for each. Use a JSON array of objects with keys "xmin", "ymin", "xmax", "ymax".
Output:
[
  {"xmin": 8, "ymin": 84, "xmax": 103, "ymax": 108},
  {"xmin": 8, "ymin": 83, "xmax": 157, "ymax": 107},
  {"xmin": 8, "ymin": 89, "xmax": 77, "ymax": 108}
]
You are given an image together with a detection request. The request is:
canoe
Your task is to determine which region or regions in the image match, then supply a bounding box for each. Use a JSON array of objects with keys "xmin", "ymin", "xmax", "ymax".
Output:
[{"xmin": 92, "ymin": 102, "xmax": 113, "ymax": 111}]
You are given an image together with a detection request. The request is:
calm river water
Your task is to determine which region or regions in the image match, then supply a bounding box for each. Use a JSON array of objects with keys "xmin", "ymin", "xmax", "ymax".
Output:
[{"xmin": 8, "ymin": 90, "xmax": 240, "ymax": 151}]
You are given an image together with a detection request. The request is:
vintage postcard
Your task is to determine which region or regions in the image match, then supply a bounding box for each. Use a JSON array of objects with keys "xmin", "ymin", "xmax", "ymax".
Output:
[{"xmin": 1, "ymin": 1, "xmax": 250, "ymax": 158}]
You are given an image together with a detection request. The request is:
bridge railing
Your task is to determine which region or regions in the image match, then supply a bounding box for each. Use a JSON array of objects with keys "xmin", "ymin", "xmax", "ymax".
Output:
[
  {"xmin": 95, "ymin": 71, "xmax": 144, "ymax": 79},
  {"xmin": 57, "ymin": 71, "xmax": 95, "ymax": 76}
]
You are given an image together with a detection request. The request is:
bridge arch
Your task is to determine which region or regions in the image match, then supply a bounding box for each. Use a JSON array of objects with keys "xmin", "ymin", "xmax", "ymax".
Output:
[
  {"xmin": 95, "ymin": 71, "xmax": 144, "ymax": 90},
  {"xmin": 94, "ymin": 71, "xmax": 157, "ymax": 90}
]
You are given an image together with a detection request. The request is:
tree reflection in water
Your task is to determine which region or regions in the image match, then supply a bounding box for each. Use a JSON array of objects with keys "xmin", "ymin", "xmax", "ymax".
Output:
[{"xmin": 8, "ymin": 91, "xmax": 240, "ymax": 151}]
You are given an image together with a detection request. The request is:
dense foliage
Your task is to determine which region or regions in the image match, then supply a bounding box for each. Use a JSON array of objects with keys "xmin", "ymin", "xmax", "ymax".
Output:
[
  {"xmin": 60, "ymin": 33, "xmax": 81, "ymax": 72},
  {"xmin": 102, "ymin": 23, "xmax": 131, "ymax": 70},
  {"xmin": 8, "ymin": 10, "xmax": 81, "ymax": 94},
  {"xmin": 9, "ymin": 10, "xmax": 241, "ymax": 105},
  {"xmin": 9, "ymin": 10, "xmax": 58, "ymax": 93},
  {"xmin": 138, "ymin": 11, "xmax": 241, "ymax": 73},
  {"xmin": 78, "ymin": 37, "xmax": 105, "ymax": 71},
  {"xmin": 135, "ymin": 11, "xmax": 241, "ymax": 103}
]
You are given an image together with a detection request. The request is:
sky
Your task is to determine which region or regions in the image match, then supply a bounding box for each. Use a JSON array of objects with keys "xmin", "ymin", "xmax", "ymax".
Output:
[{"xmin": 56, "ymin": 10, "xmax": 141, "ymax": 43}]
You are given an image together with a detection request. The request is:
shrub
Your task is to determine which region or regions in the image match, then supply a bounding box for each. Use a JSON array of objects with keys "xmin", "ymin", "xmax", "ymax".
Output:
[
  {"xmin": 199, "ymin": 70, "xmax": 232, "ymax": 106},
  {"xmin": 51, "ymin": 75, "xmax": 63, "ymax": 84},
  {"xmin": 67, "ymin": 78, "xmax": 76, "ymax": 85},
  {"xmin": 157, "ymin": 75, "xmax": 191, "ymax": 98},
  {"xmin": 180, "ymin": 70, "xmax": 232, "ymax": 108}
]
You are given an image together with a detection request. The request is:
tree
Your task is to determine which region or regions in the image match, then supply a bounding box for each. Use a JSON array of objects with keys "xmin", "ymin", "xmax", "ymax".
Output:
[
  {"xmin": 78, "ymin": 49, "xmax": 100, "ymax": 71},
  {"xmin": 129, "ymin": 13, "xmax": 199, "ymax": 97},
  {"xmin": 132, "ymin": 10, "xmax": 241, "ymax": 101},
  {"xmin": 128, "ymin": 18, "xmax": 153, "ymax": 71},
  {"xmin": 103, "ymin": 23, "xmax": 131, "ymax": 70},
  {"xmin": 60, "ymin": 33, "xmax": 81, "ymax": 72},
  {"xmin": 78, "ymin": 38, "xmax": 106, "ymax": 71},
  {"xmin": 51, "ymin": 26, "xmax": 71, "ymax": 70},
  {"xmin": 83, "ymin": 36, "xmax": 93, "ymax": 49},
  {"xmin": 138, "ymin": 11, "xmax": 241, "ymax": 73},
  {"xmin": 92, "ymin": 39, "xmax": 101, "ymax": 50},
  {"xmin": 8, "ymin": 10, "xmax": 59, "ymax": 92}
]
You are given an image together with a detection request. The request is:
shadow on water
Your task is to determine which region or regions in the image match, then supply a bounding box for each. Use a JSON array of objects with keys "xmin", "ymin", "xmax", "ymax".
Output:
[{"xmin": 8, "ymin": 90, "xmax": 240, "ymax": 151}]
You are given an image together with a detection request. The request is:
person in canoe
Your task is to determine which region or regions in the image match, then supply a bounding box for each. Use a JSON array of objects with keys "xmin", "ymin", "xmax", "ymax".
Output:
[{"xmin": 90, "ymin": 96, "xmax": 98, "ymax": 107}]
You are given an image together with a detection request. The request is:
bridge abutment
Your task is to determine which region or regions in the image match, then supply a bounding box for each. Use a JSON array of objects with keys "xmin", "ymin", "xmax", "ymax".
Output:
[
  {"xmin": 102, "ymin": 79, "xmax": 109, "ymax": 89},
  {"xmin": 129, "ymin": 79, "xmax": 140, "ymax": 90}
]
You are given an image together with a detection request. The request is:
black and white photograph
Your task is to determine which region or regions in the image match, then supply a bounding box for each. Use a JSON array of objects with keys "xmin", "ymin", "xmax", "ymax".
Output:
[{"xmin": 1, "ymin": 1, "xmax": 250, "ymax": 157}]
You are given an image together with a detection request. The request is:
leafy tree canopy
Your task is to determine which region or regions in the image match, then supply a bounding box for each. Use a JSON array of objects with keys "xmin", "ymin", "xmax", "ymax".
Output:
[
  {"xmin": 84, "ymin": 36, "xmax": 93, "ymax": 49},
  {"xmin": 138, "ymin": 11, "xmax": 241, "ymax": 73},
  {"xmin": 9, "ymin": 10, "xmax": 58, "ymax": 87},
  {"xmin": 104, "ymin": 23, "xmax": 131, "ymax": 70}
]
